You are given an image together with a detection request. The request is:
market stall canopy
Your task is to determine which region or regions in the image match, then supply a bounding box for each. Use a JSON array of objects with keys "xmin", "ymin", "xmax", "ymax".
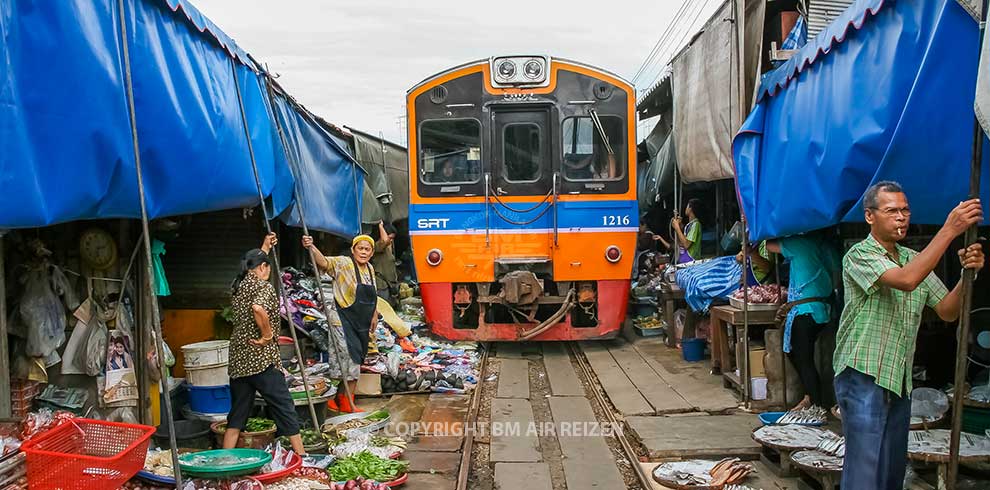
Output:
[
  {"xmin": 348, "ymin": 128, "xmax": 410, "ymax": 224},
  {"xmin": 637, "ymin": 120, "xmax": 676, "ymax": 209},
  {"xmin": 0, "ymin": 0, "xmax": 363, "ymax": 237},
  {"xmin": 671, "ymin": 1, "xmax": 740, "ymax": 184},
  {"xmin": 733, "ymin": 0, "xmax": 990, "ymax": 242},
  {"xmin": 271, "ymin": 93, "xmax": 364, "ymax": 236}
]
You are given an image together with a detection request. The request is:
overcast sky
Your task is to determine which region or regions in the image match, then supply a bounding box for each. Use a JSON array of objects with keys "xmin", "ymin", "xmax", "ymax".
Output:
[{"xmin": 193, "ymin": 0, "xmax": 718, "ymax": 144}]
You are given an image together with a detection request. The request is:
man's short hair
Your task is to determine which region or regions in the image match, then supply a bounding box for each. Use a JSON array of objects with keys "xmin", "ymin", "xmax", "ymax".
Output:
[{"xmin": 863, "ymin": 181, "xmax": 904, "ymax": 211}]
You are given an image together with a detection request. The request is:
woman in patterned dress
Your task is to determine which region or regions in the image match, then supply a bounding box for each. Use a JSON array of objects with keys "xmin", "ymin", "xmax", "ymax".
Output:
[{"xmin": 224, "ymin": 233, "xmax": 305, "ymax": 454}]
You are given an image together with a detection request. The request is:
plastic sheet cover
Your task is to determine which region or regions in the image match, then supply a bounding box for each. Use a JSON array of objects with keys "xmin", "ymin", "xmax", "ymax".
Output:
[
  {"xmin": 1, "ymin": 0, "xmax": 358, "ymax": 235},
  {"xmin": 733, "ymin": 0, "xmax": 990, "ymax": 242},
  {"xmin": 351, "ymin": 129, "xmax": 409, "ymax": 223},
  {"xmin": 672, "ymin": 1, "xmax": 738, "ymax": 184},
  {"xmin": 272, "ymin": 94, "xmax": 363, "ymax": 237}
]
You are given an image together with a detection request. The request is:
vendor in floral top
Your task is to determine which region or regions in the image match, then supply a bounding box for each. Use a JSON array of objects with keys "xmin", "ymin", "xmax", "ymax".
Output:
[{"xmin": 225, "ymin": 233, "xmax": 305, "ymax": 454}]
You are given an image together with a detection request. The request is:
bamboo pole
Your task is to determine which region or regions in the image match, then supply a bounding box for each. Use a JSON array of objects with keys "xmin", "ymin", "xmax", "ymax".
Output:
[
  {"xmin": 258, "ymin": 75, "xmax": 355, "ymax": 406},
  {"xmin": 948, "ymin": 12, "xmax": 988, "ymax": 486},
  {"xmin": 115, "ymin": 0, "xmax": 182, "ymax": 485},
  {"xmin": 231, "ymin": 59, "xmax": 320, "ymax": 430}
]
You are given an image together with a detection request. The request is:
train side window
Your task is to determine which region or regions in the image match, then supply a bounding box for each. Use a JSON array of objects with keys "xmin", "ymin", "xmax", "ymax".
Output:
[
  {"xmin": 420, "ymin": 119, "xmax": 482, "ymax": 185},
  {"xmin": 561, "ymin": 116, "xmax": 625, "ymax": 181},
  {"xmin": 502, "ymin": 123, "xmax": 542, "ymax": 183}
]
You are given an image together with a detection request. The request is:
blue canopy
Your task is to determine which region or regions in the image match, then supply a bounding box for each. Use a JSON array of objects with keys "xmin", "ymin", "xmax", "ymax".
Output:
[
  {"xmin": 733, "ymin": 0, "xmax": 990, "ymax": 242},
  {"xmin": 0, "ymin": 0, "xmax": 362, "ymax": 237}
]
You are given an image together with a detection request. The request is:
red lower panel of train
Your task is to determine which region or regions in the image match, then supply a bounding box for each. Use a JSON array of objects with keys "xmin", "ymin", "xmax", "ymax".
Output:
[{"xmin": 420, "ymin": 280, "xmax": 629, "ymax": 341}]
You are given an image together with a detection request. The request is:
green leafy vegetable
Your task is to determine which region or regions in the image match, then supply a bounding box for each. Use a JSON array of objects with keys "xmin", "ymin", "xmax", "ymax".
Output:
[
  {"xmin": 365, "ymin": 410, "xmax": 390, "ymax": 422},
  {"xmin": 245, "ymin": 417, "xmax": 276, "ymax": 433},
  {"xmin": 328, "ymin": 451, "xmax": 409, "ymax": 481}
]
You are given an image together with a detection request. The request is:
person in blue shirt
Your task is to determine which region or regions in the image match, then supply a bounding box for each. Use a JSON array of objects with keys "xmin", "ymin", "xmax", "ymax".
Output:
[{"xmin": 765, "ymin": 232, "xmax": 841, "ymax": 409}]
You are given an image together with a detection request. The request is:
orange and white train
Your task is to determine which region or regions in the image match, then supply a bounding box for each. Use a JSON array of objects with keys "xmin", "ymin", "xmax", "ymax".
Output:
[{"xmin": 406, "ymin": 56, "xmax": 637, "ymax": 341}]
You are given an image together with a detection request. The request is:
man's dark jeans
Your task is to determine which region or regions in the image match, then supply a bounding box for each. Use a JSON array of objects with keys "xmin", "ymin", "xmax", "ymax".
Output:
[{"xmin": 834, "ymin": 368, "xmax": 911, "ymax": 490}]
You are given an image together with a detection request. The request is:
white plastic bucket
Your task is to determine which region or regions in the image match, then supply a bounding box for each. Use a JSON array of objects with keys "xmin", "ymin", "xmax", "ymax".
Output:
[
  {"xmin": 182, "ymin": 340, "xmax": 229, "ymax": 367},
  {"xmin": 185, "ymin": 364, "xmax": 229, "ymax": 387}
]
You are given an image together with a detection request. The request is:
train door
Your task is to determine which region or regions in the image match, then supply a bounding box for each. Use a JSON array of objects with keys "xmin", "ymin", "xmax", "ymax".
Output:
[{"xmin": 489, "ymin": 107, "xmax": 554, "ymax": 261}]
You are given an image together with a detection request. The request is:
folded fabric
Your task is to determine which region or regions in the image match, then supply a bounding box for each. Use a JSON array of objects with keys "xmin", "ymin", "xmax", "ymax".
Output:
[{"xmin": 675, "ymin": 256, "xmax": 743, "ymax": 313}]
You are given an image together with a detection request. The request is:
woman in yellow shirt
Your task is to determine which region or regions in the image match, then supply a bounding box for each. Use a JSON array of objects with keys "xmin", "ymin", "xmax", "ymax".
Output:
[{"xmin": 301, "ymin": 234, "xmax": 377, "ymax": 413}]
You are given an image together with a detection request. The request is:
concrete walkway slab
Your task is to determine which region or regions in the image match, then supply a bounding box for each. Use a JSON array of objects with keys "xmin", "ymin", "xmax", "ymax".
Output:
[
  {"xmin": 496, "ymin": 342, "xmax": 523, "ymax": 358},
  {"xmin": 541, "ymin": 343, "xmax": 584, "ymax": 396},
  {"xmin": 494, "ymin": 463, "xmax": 552, "ymax": 490},
  {"xmin": 608, "ymin": 342, "xmax": 692, "ymax": 414},
  {"xmin": 404, "ymin": 450, "xmax": 461, "ymax": 475},
  {"xmin": 418, "ymin": 394, "xmax": 470, "ymax": 435},
  {"xmin": 580, "ymin": 342, "xmax": 653, "ymax": 415},
  {"xmin": 549, "ymin": 397, "xmax": 627, "ymax": 490},
  {"xmin": 490, "ymin": 398, "xmax": 541, "ymax": 462},
  {"xmin": 628, "ymin": 414, "xmax": 761, "ymax": 459},
  {"xmin": 634, "ymin": 341, "xmax": 738, "ymax": 412},
  {"xmin": 497, "ymin": 359, "xmax": 531, "ymax": 399}
]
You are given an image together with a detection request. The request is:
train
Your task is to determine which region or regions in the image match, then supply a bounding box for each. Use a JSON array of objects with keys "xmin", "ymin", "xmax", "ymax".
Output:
[{"xmin": 406, "ymin": 55, "xmax": 637, "ymax": 341}]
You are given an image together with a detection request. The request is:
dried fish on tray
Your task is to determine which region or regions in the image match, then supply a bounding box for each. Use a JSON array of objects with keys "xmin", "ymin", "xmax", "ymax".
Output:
[
  {"xmin": 814, "ymin": 433, "xmax": 845, "ymax": 458},
  {"xmin": 774, "ymin": 406, "xmax": 827, "ymax": 425},
  {"xmin": 791, "ymin": 450, "xmax": 843, "ymax": 473},
  {"xmin": 907, "ymin": 429, "xmax": 990, "ymax": 463},
  {"xmin": 752, "ymin": 425, "xmax": 833, "ymax": 451},
  {"xmin": 651, "ymin": 459, "xmax": 754, "ymax": 489}
]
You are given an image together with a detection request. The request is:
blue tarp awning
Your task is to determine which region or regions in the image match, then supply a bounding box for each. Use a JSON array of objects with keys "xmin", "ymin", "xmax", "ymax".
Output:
[
  {"xmin": 0, "ymin": 0, "xmax": 362, "ymax": 237},
  {"xmin": 733, "ymin": 0, "xmax": 990, "ymax": 241}
]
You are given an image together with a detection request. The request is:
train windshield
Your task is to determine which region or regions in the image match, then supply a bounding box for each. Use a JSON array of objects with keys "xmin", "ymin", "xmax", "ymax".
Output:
[
  {"xmin": 420, "ymin": 119, "xmax": 482, "ymax": 184},
  {"xmin": 561, "ymin": 116, "xmax": 625, "ymax": 181},
  {"xmin": 502, "ymin": 123, "xmax": 543, "ymax": 182}
]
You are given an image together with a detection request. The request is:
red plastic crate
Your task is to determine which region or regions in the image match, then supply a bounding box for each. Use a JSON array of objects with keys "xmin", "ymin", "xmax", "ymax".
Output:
[{"xmin": 21, "ymin": 419, "xmax": 155, "ymax": 490}]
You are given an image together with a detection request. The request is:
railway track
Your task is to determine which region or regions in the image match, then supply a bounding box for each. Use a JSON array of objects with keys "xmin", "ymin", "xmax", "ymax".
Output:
[{"xmin": 455, "ymin": 341, "xmax": 653, "ymax": 490}]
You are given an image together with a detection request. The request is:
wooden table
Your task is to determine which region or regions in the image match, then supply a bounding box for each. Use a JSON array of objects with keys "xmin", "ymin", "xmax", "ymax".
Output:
[
  {"xmin": 710, "ymin": 304, "xmax": 779, "ymax": 405},
  {"xmin": 657, "ymin": 283, "xmax": 685, "ymax": 348}
]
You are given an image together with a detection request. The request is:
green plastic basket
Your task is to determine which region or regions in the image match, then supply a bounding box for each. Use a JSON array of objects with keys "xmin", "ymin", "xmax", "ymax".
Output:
[{"xmin": 178, "ymin": 448, "xmax": 273, "ymax": 478}]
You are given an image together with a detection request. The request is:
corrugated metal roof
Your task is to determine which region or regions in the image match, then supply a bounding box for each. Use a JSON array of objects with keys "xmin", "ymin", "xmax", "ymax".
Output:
[{"xmin": 807, "ymin": 0, "xmax": 856, "ymax": 38}]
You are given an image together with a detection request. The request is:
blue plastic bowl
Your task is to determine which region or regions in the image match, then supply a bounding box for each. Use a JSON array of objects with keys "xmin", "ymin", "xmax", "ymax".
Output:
[{"xmin": 759, "ymin": 411, "xmax": 825, "ymax": 426}]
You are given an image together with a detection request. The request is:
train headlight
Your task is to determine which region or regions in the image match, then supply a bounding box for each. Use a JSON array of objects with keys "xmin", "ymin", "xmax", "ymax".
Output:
[
  {"xmin": 523, "ymin": 59, "xmax": 543, "ymax": 80},
  {"xmin": 605, "ymin": 245, "xmax": 622, "ymax": 263},
  {"xmin": 426, "ymin": 249, "xmax": 443, "ymax": 266},
  {"xmin": 496, "ymin": 60, "xmax": 517, "ymax": 81},
  {"xmin": 490, "ymin": 56, "xmax": 550, "ymax": 87}
]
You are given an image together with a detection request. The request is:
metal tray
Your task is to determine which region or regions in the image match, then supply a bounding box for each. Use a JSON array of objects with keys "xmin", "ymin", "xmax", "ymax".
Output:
[
  {"xmin": 729, "ymin": 297, "xmax": 779, "ymax": 311},
  {"xmin": 322, "ymin": 411, "xmax": 390, "ymax": 435}
]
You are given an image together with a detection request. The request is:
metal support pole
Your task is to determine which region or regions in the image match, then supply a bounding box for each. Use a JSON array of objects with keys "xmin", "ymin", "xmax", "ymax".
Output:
[
  {"xmin": 260, "ymin": 78, "xmax": 354, "ymax": 405},
  {"xmin": 231, "ymin": 59, "xmax": 320, "ymax": 430},
  {"xmin": 116, "ymin": 1, "xmax": 182, "ymax": 485},
  {"xmin": 0, "ymin": 236, "xmax": 9, "ymax": 419},
  {"xmin": 949, "ymin": 4, "xmax": 989, "ymax": 487},
  {"xmin": 741, "ymin": 224, "xmax": 751, "ymax": 409}
]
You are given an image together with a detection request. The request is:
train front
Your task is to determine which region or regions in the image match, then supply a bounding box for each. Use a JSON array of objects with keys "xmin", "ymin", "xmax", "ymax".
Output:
[{"xmin": 406, "ymin": 56, "xmax": 638, "ymax": 341}]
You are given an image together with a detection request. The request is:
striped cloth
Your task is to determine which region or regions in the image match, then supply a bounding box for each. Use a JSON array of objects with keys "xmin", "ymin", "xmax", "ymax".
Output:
[{"xmin": 675, "ymin": 256, "xmax": 747, "ymax": 313}]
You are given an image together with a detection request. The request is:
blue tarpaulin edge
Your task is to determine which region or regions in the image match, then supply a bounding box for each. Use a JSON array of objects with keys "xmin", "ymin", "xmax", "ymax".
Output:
[
  {"xmin": 0, "ymin": 0, "xmax": 361, "ymax": 237},
  {"xmin": 733, "ymin": 0, "xmax": 990, "ymax": 242}
]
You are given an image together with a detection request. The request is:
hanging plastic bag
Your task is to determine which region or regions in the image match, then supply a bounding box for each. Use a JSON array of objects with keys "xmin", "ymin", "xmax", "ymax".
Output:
[
  {"xmin": 49, "ymin": 265, "xmax": 80, "ymax": 312},
  {"xmin": 19, "ymin": 267, "xmax": 67, "ymax": 357},
  {"xmin": 84, "ymin": 318, "xmax": 108, "ymax": 377}
]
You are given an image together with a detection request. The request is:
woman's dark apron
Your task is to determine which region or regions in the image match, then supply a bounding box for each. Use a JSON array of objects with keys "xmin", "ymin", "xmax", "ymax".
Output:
[{"xmin": 336, "ymin": 258, "xmax": 377, "ymax": 365}]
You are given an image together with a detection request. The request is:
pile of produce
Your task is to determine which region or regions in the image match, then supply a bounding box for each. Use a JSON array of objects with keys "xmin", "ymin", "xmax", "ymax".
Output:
[
  {"xmin": 329, "ymin": 433, "xmax": 406, "ymax": 459},
  {"xmin": 731, "ymin": 284, "xmax": 786, "ymax": 304},
  {"xmin": 328, "ymin": 452, "xmax": 408, "ymax": 483},
  {"xmin": 144, "ymin": 449, "xmax": 175, "ymax": 477},
  {"xmin": 329, "ymin": 477, "xmax": 392, "ymax": 490},
  {"xmin": 323, "ymin": 410, "xmax": 389, "ymax": 438},
  {"xmin": 633, "ymin": 316, "xmax": 663, "ymax": 330},
  {"xmin": 278, "ymin": 429, "xmax": 326, "ymax": 448},
  {"xmin": 179, "ymin": 479, "xmax": 263, "ymax": 490}
]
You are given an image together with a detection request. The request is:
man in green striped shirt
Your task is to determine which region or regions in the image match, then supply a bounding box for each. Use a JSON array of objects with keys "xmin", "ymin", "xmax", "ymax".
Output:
[{"xmin": 834, "ymin": 181, "xmax": 984, "ymax": 489}]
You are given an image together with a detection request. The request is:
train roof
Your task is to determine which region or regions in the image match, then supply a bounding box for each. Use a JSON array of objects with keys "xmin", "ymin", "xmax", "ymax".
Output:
[{"xmin": 406, "ymin": 56, "xmax": 633, "ymax": 95}]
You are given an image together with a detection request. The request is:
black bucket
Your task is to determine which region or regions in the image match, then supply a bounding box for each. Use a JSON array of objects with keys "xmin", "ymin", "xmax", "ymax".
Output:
[{"xmin": 154, "ymin": 419, "xmax": 213, "ymax": 450}]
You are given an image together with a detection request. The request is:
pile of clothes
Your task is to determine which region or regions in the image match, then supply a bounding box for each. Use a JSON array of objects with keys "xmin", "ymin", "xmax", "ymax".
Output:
[
  {"xmin": 364, "ymin": 323, "xmax": 481, "ymax": 395},
  {"xmin": 280, "ymin": 267, "xmax": 337, "ymax": 354}
]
